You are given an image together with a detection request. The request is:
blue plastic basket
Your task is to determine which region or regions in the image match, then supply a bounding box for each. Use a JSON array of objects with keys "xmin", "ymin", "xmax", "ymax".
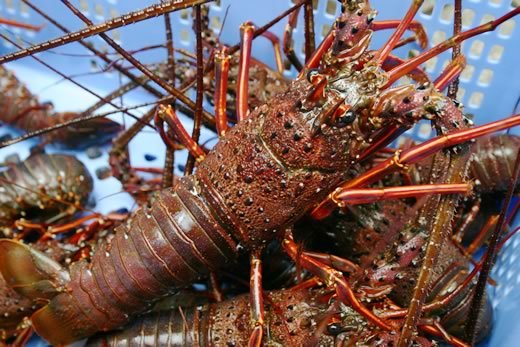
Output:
[{"xmin": 0, "ymin": 0, "xmax": 518, "ymax": 346}]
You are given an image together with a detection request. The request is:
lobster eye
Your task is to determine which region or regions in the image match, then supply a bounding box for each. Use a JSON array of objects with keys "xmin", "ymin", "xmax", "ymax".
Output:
[
  {"xmin": 327, "ymin": 322, "xmax": 344, "ymax": 335},
  {"xmin": 336, "ymin": 110, "xmax": 356, "ymax": 128}
]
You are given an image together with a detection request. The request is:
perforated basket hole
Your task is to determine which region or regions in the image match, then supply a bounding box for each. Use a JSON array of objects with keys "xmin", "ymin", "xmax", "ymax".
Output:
[
  {"xmin": 457, "ymin": 86, "xmax": 466, "ymax": 100},
  {"xmin": 488, "ymin": 44, "xmax": 505, "ymax": 63},
  {"xmin": 489, "ymin": 0, "xmax": 502, "ymax": 6},
  {"xmin": 79, "ymin": 0, "xmax": 89, "ymax": 14},
  {"xmin": 478, "ymin": 68, "xmax": 494, "ymax": 86},
  {"xmin": 180, "ymin": 9, "xmax": 190, "ymax": 21},
  {"xmin": 290, "ymin": 0, "xmax": 319, "ymax": 9},
  {"xmin": 469, "ymin": 91, "xmax": 484, "ymax": 108},
  {"xmin": 421, "ymin": 0, "xmax": 435, "ymax": 16},
  {"xmin": 326, "ymin": 0, "xmax": 337, "ymax": 17},
  {"xmin": 417, "ymin": 123, "xmax": 432, "ymax": 139},
  {"xmin": 210, "ymin": 16, "xmax": 222, "ymax": 32},
  {"xmin": 460, "ymin": 64, "xmax": 475, "ymax": 82},
  {"xmin": 94, "ymin": 3, "xmax": 104, "ymax": 20},
  {"xmin": 481, "ymin": 14, "xmax": 496, "ymax": 25},
  {"xmin": 109, "ymin": 8, "xmax": 119, "ymax": 19},
  {"xmin": 321, "ymin": 23, "xmax": 331, "ymax": 38},
  {"xmin": 462, "ymin": 8, "xmax": 475, "ymax": 27},
  {"xmin": 469, "ymin": 40, "xmax": 485, "ymax": 59},
  {"xmin": 5, "ymin": 0, "xmax": 15, "ymax": 13},
  {"xmin": 440, "ymin": 4, "xmax": 454, "ymax": 23},
  {"xmin": 499, "ymin": 19, "xmax": 516, "ymax": 38},
  {"xmin": 432, "ymin": 30, "xmax": 446, "ymax": 45},
  {"xmin": 512, "ymin": 0, "xmax": 520, "ymax": 7},
  {"xmin": 111, "ymin": 29, "xmax": 121, "ymax": 44},
  {"xmin": 19, "ymin": 1, "xmax": 29, "ymax": 17},
  {"xmin": 180, "ymin": 29, "xmax": 190, "ymax": 44}
]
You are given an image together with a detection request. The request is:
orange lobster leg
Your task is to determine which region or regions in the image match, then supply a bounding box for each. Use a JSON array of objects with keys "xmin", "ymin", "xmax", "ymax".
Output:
[
  {"xmin": 283, "ymin": 231, "xmax": 392, "ymax": 331},
  {"xmin": 236, "ymin": 22, "xmax": 255, "ymax": 122},
  {"xmin": 386, "ymin": 7, "xmax": 520, "ymax": 86},
  {"xmin": 376, "ymin": 0, "xmax": 425, "ymax": 65},
  {"xmin": 312, "ymin": 114, "xmax": 520, "ymax": 219},
  {"xmin": 214, "ymin": 46, "xmax": 231, "ymax": 136},
  {"xmin": 0, "ymin": 17, "xmax": 43, "ymax": 31},
  {"xmin": 156, "ymin": 105, "xmax": 206, "ymax": 161},
  {"xmin": 371, "ymin": 20, "xmax": 428, "ymax": 49},
  {"xmin": 332, "ymin": 183, "xmax": 469, "ymax": 207},
  {"xmin": 248, "ymin": 250, "xmax": 264, "ymax": 347},
  {"xmin": 433, "ymin": 55, "xmax": 467, "ymax": 92}
]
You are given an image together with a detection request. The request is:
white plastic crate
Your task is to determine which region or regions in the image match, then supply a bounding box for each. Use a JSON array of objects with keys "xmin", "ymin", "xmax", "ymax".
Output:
[{"xmin": 0, "ymin": 0, "xmax": 518, "ymax": 346}]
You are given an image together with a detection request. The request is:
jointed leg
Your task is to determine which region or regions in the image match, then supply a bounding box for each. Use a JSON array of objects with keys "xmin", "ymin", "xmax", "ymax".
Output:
[
  {"xmin": 214, "ymin": 46, "xmax": 231, "ymax": 136},
  {"xmin": 248, "ymin": 250, "xmax": 265, "ymax": 347},
  {"xmin": 237, "ymin": 22, "xmax": 255, "ymax": 122},
  {"xmin": 282, "ymin": 230, "xmax": 392, "ymax": 331},
  {"xmin": 312, "ymin": 114, "xmax": 520, "ymax": 219}
]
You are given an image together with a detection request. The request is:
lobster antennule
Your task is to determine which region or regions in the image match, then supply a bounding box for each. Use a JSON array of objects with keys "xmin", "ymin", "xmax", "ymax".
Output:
[{"xmin": 0, "ymin": 239, "xmax": 69, "ymax": 301}]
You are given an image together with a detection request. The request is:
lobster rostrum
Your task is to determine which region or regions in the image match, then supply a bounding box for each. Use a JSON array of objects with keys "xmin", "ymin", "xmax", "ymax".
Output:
[{"xmin": 1, "ymin": 0, "xmax": 520, "ymax": 345}]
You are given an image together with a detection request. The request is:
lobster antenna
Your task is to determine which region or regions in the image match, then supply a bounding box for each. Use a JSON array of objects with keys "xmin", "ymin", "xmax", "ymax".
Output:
[
  {"xmin": 303, "ymin": 0, "xmax": 316, "ymax": 61},
  {"xmin": 0, "ymin": 99, "xmax": 172, "ymax": 149},
  {"xmin": 162, "ymin": 6, "xmax": 177, "ymax": 189},
  {"xmin": 464, "ymin": 150, "xmax": 520, "ymax": 343},
  {"xmin": 0, "ymin": 33, "xmax": 147, "ymax": 127},
  {"xmin": 217, "ymin": 5, "xmax": 232, "ymax": 43},
  {"xmin": 58, "ymin": 0, "xmax": 215, "ymax": 126},
  {"xmin": 184, "ymin": 4, "xmax": 205, "ymax": 175},
  {"xmin": 447, "ymin": 0, "xmax": 462, "ymax": 100},
  {"xmin": 0, "ymin": 0, "xmax": 212, "ymax": 64}
]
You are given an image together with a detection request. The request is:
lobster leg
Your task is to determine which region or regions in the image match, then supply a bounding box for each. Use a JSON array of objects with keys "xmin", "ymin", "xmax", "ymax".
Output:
[
  {"xmin": 465, "ymin": 214, "xmax": 501, "ymax": 255},
  {"xmin": 386, "ymin": 7, "xmax": 520, "ymax": 86},
  {"xmin": 282, "ymin": 230, "xmax": 392, "ymax": 331},
  {"xmin": 452, "ymin": 198, "xmax": 481, "ymax": 242},
  {"xmin": 419, "ymin": 321, "xmax": 469, "ymax": 347},
  {"xmin": 283, "ymin": 6, "xmax": 304, "ymax": 71},
  {"xmin": 371, "ymin": 20, "xmax": 428, "ymax": 50},
  {"xmin": 237, "ymin": 22, "xmax": 255, "ymax": 122},
  {"xmin": 376, "ymin": 0, "xmax": 424, "ymax": 64},
  {"xmin": 214, "ymin": 46, "xmax": 231, "ymax": 136},
  {"xmin": 0, "ymin": 17, "xmax": 43, "ymax": 31},
  {"xmin": 303, "ymin": 251, "xmax": 359, "ymax": 274},
  {"xmin": 433, "ymin": 55, "xmax": 467, "ymax": 92},
  {"xmin": 312, "ymin": 114, "xmax": 520, "ymax": 220},
  {"xmin": 156, "ymin": 105, "xmax": 206, "ymax": 161},
  {"xmin": 208, "ymin": 272, "xmax": 224, "ymax": 302},
  {"xmin": 248, "ymin": 250, "xmax": 265, "ymax": 347},
  {"xmin": 248, "ymin": 26, "xmax": 285, "ymax": 74},
  {"xmin": 331, "ymin": 183, "xmax": 469, "ymax": 207}
]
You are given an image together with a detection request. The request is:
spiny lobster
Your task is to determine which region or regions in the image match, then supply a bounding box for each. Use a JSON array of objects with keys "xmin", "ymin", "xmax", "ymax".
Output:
[{"xmin": 0, "ymin": 0, "xmax": 519, "ymax": 345}]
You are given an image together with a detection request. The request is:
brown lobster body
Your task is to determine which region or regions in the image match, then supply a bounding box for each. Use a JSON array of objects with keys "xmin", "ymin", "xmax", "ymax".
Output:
[
  {"xmin": 469, "ymin": 134, "xmax": 520, "ymax": 194},
  {"xmin": 308, "ymin": 199, "xmax": 493, "ymax": 342},
  {"xmin": 87, "ymin": 288, "xmax": 333, "ymax": 347},
  {"xmin": 0, "ymin": 153, "xmax": 93, "ymax": 230},
  {"xmin": 28, "ymin": 76, "xmax": 363, "ymax": 344},
  {"xmin": 0, "ymin": 66, "xmax": 121, "ymax": 148}
]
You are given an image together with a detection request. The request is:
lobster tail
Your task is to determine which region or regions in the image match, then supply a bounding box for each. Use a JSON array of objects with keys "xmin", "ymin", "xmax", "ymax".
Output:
[
  {"xmin": 0, "ymin": 239, "xmax": 69, "ymax": 301},
  {"xmin": 1, "ymin": 177, "xmax": 239, "ymax": 345}
]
